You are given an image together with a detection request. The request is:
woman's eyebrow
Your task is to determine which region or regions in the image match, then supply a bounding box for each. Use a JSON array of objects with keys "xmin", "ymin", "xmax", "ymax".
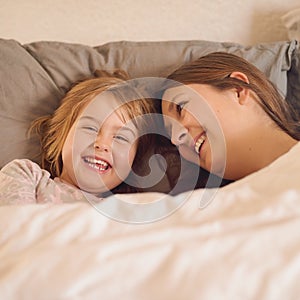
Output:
[
  {"xmin": 166, "ymin": 93, "xmax": 187, "ymax": 112},
  {"xmin": 172, "ymin": 93, "xmax": 187, "ymax": 103},
  {"xmin": 168, "ymin": 102, "xmax": 174, "ymax": 112}
]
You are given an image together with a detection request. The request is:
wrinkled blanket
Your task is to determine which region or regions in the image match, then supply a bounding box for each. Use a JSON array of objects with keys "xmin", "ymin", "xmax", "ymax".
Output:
[{"xmin": 0, "ymin": 143, "xmax": 300, "ymax": 299}]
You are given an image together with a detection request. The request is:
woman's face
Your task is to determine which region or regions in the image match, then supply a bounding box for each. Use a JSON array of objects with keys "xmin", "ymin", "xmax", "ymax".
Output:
[
  {"xmin": 60, "ymin": 91, "xmax": 138, "ymax": 195},
  {"xmin": 162, "ymin": 83, "xmax": 261, "ymax": 180}
]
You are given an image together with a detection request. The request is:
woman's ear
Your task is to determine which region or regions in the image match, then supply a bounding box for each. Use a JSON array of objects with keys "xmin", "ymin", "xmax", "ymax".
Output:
[
  {"xmin": 229, "ymin": 71, "xmax": 249, "ymax": 84},
  {"xmin": 229, "ymin": 71, "xmax": 250, "ymax": 105}
]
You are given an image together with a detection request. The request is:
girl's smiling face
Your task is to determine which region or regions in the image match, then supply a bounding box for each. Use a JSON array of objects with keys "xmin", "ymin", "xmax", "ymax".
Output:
[{"xmin": 60, "ymin": 91, "xmax": 138, "ymax": 195}]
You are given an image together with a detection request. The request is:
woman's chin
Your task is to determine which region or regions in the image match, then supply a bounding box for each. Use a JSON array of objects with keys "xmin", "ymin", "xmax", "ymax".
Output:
[{"xmin": 179, "ymin": 146, "xmax": 201, "ymax": 166}]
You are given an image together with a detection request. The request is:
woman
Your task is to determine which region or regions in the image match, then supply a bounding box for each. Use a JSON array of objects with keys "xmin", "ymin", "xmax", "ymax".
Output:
[{"xmin": 161, "ymin": 52, "xmax": 300, "ymax": 181}]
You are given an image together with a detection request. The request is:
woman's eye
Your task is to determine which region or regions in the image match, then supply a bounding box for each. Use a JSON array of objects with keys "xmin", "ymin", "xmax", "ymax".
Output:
[{"xmin": 176, "ymin": 102, "xmax": 187, "ymax": 115}]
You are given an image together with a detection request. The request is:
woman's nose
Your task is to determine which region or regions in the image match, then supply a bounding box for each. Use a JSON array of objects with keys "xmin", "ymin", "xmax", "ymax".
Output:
[{"xmin": 171, "ymin": 123, "xmax": 188, "ymax": 146}]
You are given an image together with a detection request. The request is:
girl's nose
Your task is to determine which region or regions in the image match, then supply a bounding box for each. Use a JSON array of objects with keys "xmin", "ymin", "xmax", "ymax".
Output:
[
  {"xmin": 94, "ymin": 135, "xmax": 111, "ymax": 152},
  {"xmin": 171, "ymin": 123, "xmax": 188, "ymax": 146}
]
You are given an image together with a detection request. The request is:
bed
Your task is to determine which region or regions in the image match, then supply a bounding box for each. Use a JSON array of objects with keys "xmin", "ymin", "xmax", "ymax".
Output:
[{"xmin": 0, "ymin": 37, "xmax": 300, "ymax": 299}]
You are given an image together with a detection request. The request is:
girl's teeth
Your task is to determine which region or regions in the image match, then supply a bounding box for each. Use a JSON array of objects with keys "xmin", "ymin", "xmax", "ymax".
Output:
[
  {"xmin": 88, "ymin": 163, "xmax": 107, "ymax": 171},
  {"xmin": 195, "ymin": 135, "xmax": 206, "ymax": 154},
  {"xmin": 84, "ymin": 157, "xmax": 109, "ymax": 170}
]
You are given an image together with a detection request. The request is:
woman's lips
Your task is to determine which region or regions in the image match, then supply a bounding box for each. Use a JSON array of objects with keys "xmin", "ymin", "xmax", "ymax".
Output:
[{"xmin": 194, "ymin": 132, "xmax": 206, "ymax": 154}]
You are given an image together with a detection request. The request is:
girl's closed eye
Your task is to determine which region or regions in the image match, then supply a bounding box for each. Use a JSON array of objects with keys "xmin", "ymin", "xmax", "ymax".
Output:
[
  {"xmin": 114, "ymin": 134, "xmax": 130, "ymax": 143},
  {"xmin": 82, "ymin": 126, "xmax": 98, "ymax": 133},
  {"xmin": 113, "ymin": 127, "xmax": 137, "ymax": 144}
]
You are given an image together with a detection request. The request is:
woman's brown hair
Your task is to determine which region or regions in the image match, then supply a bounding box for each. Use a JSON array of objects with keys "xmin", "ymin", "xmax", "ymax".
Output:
[{"xmin": 166, "ymin": 52, "xmax": 300, "ymax": 140}]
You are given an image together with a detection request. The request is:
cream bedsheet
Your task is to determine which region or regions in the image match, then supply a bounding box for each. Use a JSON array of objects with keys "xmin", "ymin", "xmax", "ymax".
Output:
[{"xmin": 1, "ymin": 143, "xmax": 300, "ymax": 300}]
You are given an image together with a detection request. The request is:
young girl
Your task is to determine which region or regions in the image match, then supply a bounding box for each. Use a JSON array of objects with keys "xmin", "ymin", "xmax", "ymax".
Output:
[
  {"xmin": 0, "ymin": 70, "xmax": 156, "ymax": 204},
  {"xmin": 161, "ymin": 52, "xmax": 300, "ymax": 181}
]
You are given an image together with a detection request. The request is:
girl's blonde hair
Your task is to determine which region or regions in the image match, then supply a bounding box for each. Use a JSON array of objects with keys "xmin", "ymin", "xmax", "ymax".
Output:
[{"xmin": 31, "ymin": 70, "xmax": 156, "ymax": 193}]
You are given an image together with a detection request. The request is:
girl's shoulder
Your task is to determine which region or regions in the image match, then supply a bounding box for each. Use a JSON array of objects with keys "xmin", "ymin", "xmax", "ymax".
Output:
[
  {"xmin": 1, "ymin": 159, "xmax": 49, "ymax": 178},
  {"xmin": 0, "ymin": 159, "xmax": 85, "ymax": 204},
  {"xmin": 0, "ymin": 159, "xmax": 51, "ymax": 204}
]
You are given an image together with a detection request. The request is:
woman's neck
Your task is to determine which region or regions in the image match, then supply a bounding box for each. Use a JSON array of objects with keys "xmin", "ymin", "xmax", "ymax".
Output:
[{"xmin": 255, "ymin": 127, "xmax": 297, "ymax": 171}]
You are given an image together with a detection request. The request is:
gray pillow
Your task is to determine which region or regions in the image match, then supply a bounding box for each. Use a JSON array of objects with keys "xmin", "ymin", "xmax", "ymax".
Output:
[
  {"xmin": 287, "ymin": 42, "xmax": 300, "ymax": 115},
  {"xmin": 0, "ymin": 38, "xmax": 298, "ymax": 178}
]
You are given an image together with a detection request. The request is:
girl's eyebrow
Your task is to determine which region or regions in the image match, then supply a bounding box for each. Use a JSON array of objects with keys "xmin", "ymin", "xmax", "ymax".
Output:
[
  {"xmin": 114, "ymin": 125, "xmax": 137, "ymax": 137},
  {"xmin": 78, "ymin": 116, "xmax": 98, "ymax": 122}
]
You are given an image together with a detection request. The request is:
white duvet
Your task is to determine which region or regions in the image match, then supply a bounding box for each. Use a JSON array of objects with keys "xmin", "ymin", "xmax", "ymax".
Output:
[{"xmin": 1, "ymin": 143, "xmax": 300, "ymax": 300}]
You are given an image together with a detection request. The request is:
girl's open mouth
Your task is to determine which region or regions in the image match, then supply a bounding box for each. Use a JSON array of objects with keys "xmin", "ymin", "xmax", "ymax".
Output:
[{"xmin": 83, "ymin": 156, "xmax": 112, "ymax": 172}]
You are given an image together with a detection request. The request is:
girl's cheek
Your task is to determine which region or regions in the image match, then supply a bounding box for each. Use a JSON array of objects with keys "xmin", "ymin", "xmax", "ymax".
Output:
[
  {"xmin": 116, "ymin": 145, "xmax": 137, "ymax": 166},
  {"xmin": 113, "ymin": 144, "xmax": 130, "ymax": 158}
]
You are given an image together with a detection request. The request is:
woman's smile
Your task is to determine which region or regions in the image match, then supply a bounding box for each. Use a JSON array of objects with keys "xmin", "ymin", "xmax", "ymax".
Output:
[{"xmin": 194, "ymin": 132, "xmax": 206, "ymax": 155}]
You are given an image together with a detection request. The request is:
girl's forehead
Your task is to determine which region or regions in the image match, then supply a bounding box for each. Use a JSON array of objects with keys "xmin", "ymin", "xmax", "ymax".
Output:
[
  {"xmin": 78, "ymin": 92, "xmax": 135, "ymax": 125},
  {"xmin": 86, "ymin": 91, "xmax": 121, "ymax": 112},
  {"xmin": 79, "ymin": 91, "xmax": 128, "ymax": 120}
]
